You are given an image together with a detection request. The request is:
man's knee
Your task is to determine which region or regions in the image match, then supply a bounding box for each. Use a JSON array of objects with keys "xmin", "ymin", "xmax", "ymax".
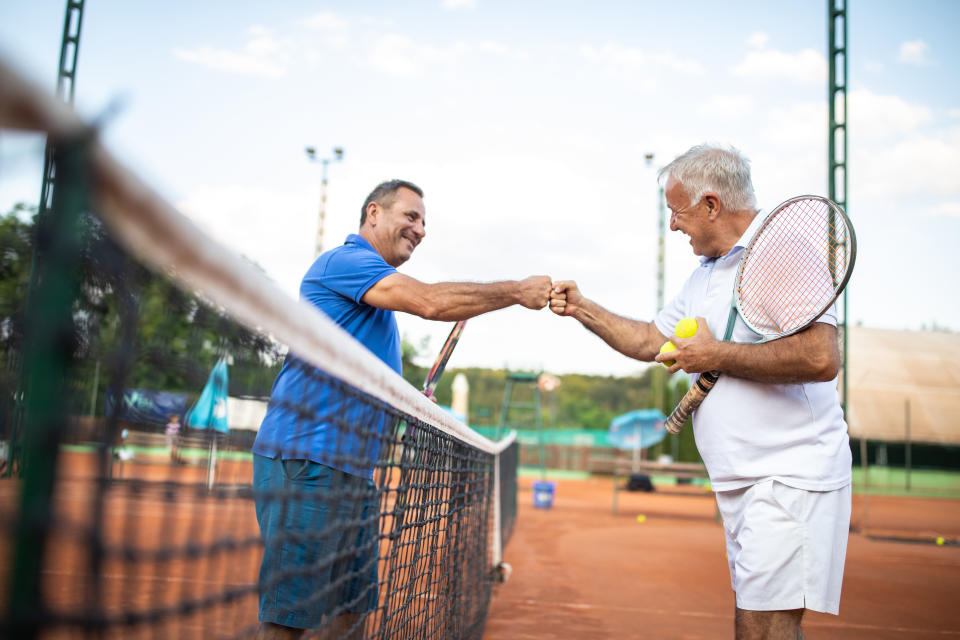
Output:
[{"xmin": 735, "ymin": 607, "xmax": 804, "ymax": 640}]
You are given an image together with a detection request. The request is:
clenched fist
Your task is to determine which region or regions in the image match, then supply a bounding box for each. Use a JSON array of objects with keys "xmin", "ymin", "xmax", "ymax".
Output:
[
  {"xmin": 549, "ymin": 280, "xmax": 583, "ymax": 317},
  {"xmin": 516, "ymin": 275, "xmax": 553, "ymax": 310}
]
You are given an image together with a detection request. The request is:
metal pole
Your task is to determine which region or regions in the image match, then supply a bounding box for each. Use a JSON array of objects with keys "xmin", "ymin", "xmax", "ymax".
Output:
[
  {"xmin": 316, "ymin": 158, "xmax": 329, "ymax": 256},
  {"xmin": 306, "ymin": 146, "xmax": 343, "ymax": 258},
  {"xmin": 7, "ymin": 138, "xmax": 88, "ymax": 639},
  {"xmin": 860, "ymin": 436, "xmax": 869, "ymax": 532},
  {"xmin": 8, "ymin": 0, "xmax": 86, "ymax": 479},
  {"xmin": 828, "ymin": 0, "xmax": 850, "ymax": 416},
  {"xmin": 905, "ymin": 398, "xmax": 912, "ymax": 491}
]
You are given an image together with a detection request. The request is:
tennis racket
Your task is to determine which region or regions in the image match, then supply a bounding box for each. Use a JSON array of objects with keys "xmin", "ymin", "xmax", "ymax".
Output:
[
  {"xmin": 664, "ymin": 195, "xmax": 856, "ymax": 434},
  {"xmin": 422, "ymin": 320, "xmax": 466, "ymax": 398}
]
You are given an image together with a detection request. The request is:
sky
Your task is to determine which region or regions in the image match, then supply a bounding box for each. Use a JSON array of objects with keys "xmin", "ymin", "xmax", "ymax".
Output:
[{"xmin": 1, "ymin": 0, "xmax": 958, "ymax": 377}]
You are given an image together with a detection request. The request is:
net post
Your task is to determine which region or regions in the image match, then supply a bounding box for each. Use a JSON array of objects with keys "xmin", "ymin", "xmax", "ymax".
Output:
[{"xmin": 492, "ymin": 449, "xmax": 503, "ymax": 569}]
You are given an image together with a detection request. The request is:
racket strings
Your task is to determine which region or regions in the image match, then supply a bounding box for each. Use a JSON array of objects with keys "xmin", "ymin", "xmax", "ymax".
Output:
[{"xmin": 737, "ymin": 199, "xmax": 852, "ymax": 336}]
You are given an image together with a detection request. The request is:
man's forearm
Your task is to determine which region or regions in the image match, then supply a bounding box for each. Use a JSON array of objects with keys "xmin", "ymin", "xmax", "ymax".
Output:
[
  {"xmin": 363, "ymin": 273, "xmax": 550, "ymax": 320},
  {"xmin": 571, "ymin": 298, "xmax": 660, "ymax": 362},
  {"xmin": 418, "ymin": 281, "xmax": 525, "ymax": 321},
  {"xmin": 712, "ymin": 323, "xmax": 840, "ymax": 384}
]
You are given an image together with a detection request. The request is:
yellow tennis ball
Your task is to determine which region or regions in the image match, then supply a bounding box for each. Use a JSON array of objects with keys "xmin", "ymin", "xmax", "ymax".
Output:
[
  {"xmin": 659, "ymin": 341, "xmax": 676, "ymax": 367},
  {"xmin": 936, "ymin": 536, "xmax": 945, "ymax": 546},
  {"xmin": 675, "ymin": 317, "xmax": 698, "ymax": 338},
  {"xmin": 636, "ymin": 514, "xmax": 646, "ymax": 523}
]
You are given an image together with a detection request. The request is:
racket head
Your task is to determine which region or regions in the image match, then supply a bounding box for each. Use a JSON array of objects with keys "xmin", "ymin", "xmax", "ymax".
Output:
[{"xmin": 734, "ymin": 195, "xmax": 856, "ymax": 339}]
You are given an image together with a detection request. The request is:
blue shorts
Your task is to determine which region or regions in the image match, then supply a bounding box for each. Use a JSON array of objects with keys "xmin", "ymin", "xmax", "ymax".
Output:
[{"xmin": 253, "ymin": 454, "xmax": 379, "ymax": 629}]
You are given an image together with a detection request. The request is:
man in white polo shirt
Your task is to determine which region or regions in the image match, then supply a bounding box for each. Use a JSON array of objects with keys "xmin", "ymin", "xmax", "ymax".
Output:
[{"xmin": 550, "ymin": 144, "xmax": 851, "ymax": 640}]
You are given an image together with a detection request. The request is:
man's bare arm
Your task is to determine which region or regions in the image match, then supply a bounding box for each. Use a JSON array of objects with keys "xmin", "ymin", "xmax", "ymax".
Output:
[
  {"xmin": 362, "ymin": 272, "xmax": 552, "ymax": 321},
  {"xmin": 549, "ymin": 280, "xmax": 666, "ymax": 361},
  {"xmin": 657, "ymin": 320, "xmax": 840, "ymax": 384}
]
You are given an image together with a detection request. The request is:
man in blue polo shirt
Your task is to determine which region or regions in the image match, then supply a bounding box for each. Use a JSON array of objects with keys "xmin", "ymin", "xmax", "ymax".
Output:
[{"xmin": 253, "ymin": 179, "xmax": 552, "ymax": 639}]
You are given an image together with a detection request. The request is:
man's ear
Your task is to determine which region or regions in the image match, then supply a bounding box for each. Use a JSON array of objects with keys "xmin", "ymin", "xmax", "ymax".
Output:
[
  {"xmin": 702, "ymin": 192, "xmax": 721, "ymax": 220},
  {"xmin": 365, "ymin": 201, "xmax": 380, "ymax": 226}
]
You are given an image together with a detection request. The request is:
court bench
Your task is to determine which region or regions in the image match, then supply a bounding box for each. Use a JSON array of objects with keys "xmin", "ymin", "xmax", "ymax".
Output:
[{"xmin": 589, "ymin": 454, "xmax": 711, "ymax": 515}]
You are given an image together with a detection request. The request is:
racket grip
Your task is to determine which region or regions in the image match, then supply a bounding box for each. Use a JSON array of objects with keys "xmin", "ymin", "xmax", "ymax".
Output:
[{"xmin": 664, "ymin": 370, "xmax": 720, "ymax": 434}]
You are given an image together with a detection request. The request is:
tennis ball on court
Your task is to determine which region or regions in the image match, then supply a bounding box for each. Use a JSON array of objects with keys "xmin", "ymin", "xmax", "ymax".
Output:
[
  {"xmin": 659, "ymin": 341, "xmax": 676, "ymax": 367},
  {"xmin": 675, "ymin": 317, "xmax": 698, "ymax": 338},
  {"xmin": 636, "ymin": 514, "xmax": 647, "ymax": 523},
  {"xmin": 936, "ymin": 536, "xmax": 945, "ymax": 546}
]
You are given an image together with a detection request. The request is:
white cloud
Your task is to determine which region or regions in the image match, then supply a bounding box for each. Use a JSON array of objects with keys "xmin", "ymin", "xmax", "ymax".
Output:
[
  {"xmin": 696, "ymin": 95, "xmax": 754, "ymax": 119},
  {"xmin": 477, "ymin": 40, "xmax": 529, "ymax": 61},
  {"xmin": 932, "ymin": 202, "xmax": 960, "ymax": 218},
  {"xmin": 442, "ymin": 0, "xmax": 476, "ymax": 8},
  {"xmin": 580, "ymin": 42, "xmax": 644, "ymax": 67},
  {"xmin": 177, "ymin": 184, "xmax": 317, "ymax": 297},
  {"xmin": 579, "ymin": 43, "xmax": 704, "ymax": 77},
  {"xmin": 949, "ymin": 108, "xmax": 960, "ymax": 119},
  {"xmin": 174, "ymin": 27, "xmax": 293, "ymax": 78},
  {"xmin": 302, "ymin": 11, "xmax": 347, "ymax": 31},
  {"xmin": 746, "ymin": 32, "xmax": 769, "ymax": 49},
  {"xmin": 763, "ymin": 102, "xmax": 826, "ymax": 147},
  {"xmin": 849, "ymin": 88, "xmax": 933, "ymax": 141},
  {"xmin": 898, "ymin": 39, "xmax": 933, "ymax": 66},
  {"xmin": 650, "ymin": 52, "xmax": 705, "ymax": 76},
  {"xmin": 300, "ymin": 11, "xmax": 349, "ymax": 49},
  {"xmin": 854, "ymin": 130, "xmax": 960, "ymax": 199},
  {"xmin": 729, "ymin": 47, "xmax": 825, "ymax": 84},
  {"xmin": 365, "ymin": 33, "xmax": 454, "ymax": 77}
]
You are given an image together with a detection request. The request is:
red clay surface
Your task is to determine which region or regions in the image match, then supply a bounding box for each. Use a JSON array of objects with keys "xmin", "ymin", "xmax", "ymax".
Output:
[
  {"xmin": 482, "ymin": 476, "xmax": 960, "ymax": 639},
  {"xmin": 3, "ymin": 453, "xmax": 960, "ymax": 639}
]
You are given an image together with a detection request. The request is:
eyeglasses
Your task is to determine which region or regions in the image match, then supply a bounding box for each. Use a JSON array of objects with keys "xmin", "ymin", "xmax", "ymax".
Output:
[{"xmin": 668, "ymin": 200, "xmax": 701, "ymax": 221}]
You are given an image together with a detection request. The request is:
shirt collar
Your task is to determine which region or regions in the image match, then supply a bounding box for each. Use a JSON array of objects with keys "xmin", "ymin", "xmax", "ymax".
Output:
[{"xmin": 345, "ymin": 233, "xmax": 376, "ymax": 252}]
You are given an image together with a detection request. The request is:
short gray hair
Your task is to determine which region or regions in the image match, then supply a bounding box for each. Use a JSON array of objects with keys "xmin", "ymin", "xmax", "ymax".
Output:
[
  {"xmin": 360, "ymin": 179, "xmax": 424, "ymax": 226},
  {"xmin": 658, "ymin": 144, "xmax": 757, "ymax": 211}
]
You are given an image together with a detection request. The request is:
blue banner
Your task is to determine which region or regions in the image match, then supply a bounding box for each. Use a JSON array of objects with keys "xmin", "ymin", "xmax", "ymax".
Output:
[
  {"xmin": 185, "ymin": 359, "xmax": 230, "ymax": 433},
  {"xmin": 105, "ymin": 389, "xmax": 188, "ymax": 426}
]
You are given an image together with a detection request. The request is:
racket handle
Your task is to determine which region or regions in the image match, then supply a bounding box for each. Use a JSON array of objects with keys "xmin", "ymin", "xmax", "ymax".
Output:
[
  {"xmin": 423, "ymin": 321, "xmax": 467, "ymax": 396},
  {"xmin": 664, "ymin": 370, "xmax": 720, "ymax": 434}
]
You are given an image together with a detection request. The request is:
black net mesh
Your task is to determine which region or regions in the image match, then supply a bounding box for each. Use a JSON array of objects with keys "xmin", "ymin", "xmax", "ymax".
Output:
[{"xmin": 0, "ymin": 137, "xmax": 517, "ymax": 640}]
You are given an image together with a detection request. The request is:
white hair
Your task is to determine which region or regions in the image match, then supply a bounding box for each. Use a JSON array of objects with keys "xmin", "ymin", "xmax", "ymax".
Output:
[{"xmin": 658, "ymin": 144, "xmax": 757, "ymax": 211}]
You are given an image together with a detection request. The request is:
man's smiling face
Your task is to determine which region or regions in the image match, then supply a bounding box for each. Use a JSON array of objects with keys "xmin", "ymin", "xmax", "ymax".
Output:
[{"xmin": 371, "ymin": 187, "xmax": 426, "ymax": 267}]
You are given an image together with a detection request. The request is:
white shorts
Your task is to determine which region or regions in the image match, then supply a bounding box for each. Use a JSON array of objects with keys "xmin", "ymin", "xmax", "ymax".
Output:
[{"xmin": 715, "ymin": 480, "xmax": 851, "ymax": 615}]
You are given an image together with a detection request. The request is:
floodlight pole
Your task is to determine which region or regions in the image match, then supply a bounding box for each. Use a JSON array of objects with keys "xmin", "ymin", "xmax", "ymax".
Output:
[
  {"xmin": 828, "ymin": 0, "xmax": 848, "ymax": 415},
  {"xmin": 7, "ymin": 0, "xmax": 86, "ymax": 480},
  {"xmin": 305, "ymin": 146, "xmax": 344, "ymax": 258},
  {"xmin": 645, "ymin": 153, "xmax": 665, "ymax": 315}
]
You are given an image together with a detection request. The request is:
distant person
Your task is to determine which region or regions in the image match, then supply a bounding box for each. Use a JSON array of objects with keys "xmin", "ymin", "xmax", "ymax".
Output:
[
  {"xmin": 252, "ymin": 179, "xmax": 552, "ymax": 639},
  {"xmin": 550, "ymin": 145, "xmax": 851, "ymax": 639},
  {"xmin": 164, "ymin": 414, "xmax": 181, "ymax": 464}
]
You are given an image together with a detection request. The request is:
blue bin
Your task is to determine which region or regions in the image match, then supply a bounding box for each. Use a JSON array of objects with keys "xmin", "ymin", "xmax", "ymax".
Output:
[{"xmin": 532, "ymin": 481, "xmax": 556, "ymax": 509}]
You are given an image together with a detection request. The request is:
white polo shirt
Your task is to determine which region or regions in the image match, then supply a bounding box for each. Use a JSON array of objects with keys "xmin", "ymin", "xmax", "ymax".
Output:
[{"xmin": 655, "ymin": 214, "xmax": 851, "ymax": 492}]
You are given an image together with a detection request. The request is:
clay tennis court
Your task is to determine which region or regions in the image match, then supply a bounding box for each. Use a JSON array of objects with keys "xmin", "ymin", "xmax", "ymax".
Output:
[
  {"xmin": 3, "ymin": 452, "xmax": 959, "ymax": 638},
  {"xmin": 483, "ymin": 475, "xmax": 960, "ymax": 639}
]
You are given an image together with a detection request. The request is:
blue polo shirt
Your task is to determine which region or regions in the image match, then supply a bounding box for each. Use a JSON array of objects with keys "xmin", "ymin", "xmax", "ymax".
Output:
[{"xmin": 252, "ymin": 234, "xmax": 400, "ymax": 478}]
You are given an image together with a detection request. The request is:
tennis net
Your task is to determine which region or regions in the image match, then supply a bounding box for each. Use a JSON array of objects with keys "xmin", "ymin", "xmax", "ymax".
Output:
[{"xmin": 0, "ymin": 58, "xmax": 518, "ymax": 640}]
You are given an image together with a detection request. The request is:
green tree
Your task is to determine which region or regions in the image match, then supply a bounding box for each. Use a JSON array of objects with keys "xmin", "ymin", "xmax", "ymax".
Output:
[
  {"xmin": 0, "ymin": 204, "xmax": 35, "ymax": 352},
  {"xmin": 0, "ymin": 203, "xmax": 284, "ymax": 423},
  {"xmin": 0, "ymin": 204, "xmax": 36, "ymax": 440}
]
